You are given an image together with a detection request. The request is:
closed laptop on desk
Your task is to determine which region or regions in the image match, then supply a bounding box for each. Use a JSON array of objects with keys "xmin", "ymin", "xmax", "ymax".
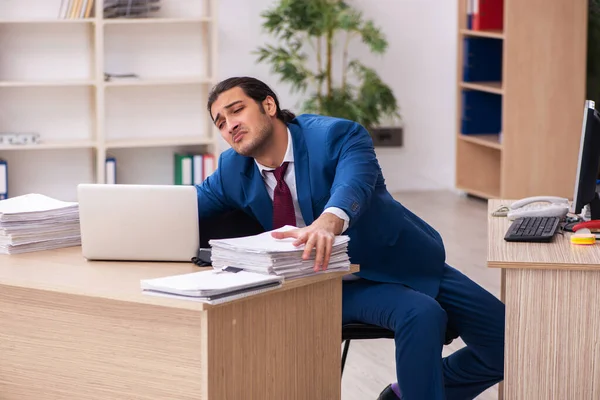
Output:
[{"xmin": 77, "ymin": 184, "xmax": 199, "ymax": 262}]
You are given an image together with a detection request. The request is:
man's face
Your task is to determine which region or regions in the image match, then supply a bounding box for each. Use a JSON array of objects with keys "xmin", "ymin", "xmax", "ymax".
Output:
[{"xmin": 210, "ymin": 87, "xmax": 274, "ymax": 157}]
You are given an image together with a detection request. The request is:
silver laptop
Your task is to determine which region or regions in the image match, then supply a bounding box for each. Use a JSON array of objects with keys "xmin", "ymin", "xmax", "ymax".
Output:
[{"xmin": 77, "ymin": 184, "xmax": 199, "ymax": 262}]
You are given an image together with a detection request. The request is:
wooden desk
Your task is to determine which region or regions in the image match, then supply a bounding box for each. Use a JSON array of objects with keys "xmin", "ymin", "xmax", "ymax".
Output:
[
  {"xmin": 488, "ymin": 199, "xmax": 600, "ymax": 399},
  {"xmin": 0, "ymin": 246, "xmax": 358, "ymax": 399}
]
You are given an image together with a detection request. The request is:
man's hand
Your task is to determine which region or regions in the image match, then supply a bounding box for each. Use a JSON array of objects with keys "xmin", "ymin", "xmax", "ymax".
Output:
[{"xmin": 271, "ymin": 213, "xmax": 344, "ymax": 271}]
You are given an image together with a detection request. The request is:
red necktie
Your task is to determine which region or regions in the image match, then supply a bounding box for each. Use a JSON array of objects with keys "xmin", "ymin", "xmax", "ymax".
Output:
[{"xmin": 270, "ymin": 162, "xmax": 296, "ymax": 229}]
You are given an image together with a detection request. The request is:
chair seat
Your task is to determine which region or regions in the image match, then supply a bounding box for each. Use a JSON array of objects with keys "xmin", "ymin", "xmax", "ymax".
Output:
[
  {"xmin": 342, "ymin": 323, "xmax": 458, "ymax": 345},
  {"xmin": 342, "ymin": 323, "xmax": 395, "ymax": 341}
]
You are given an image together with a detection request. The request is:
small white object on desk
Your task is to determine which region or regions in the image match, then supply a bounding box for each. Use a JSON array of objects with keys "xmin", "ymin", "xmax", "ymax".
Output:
[{"xmin": 141, "ymin": 269, "xmax": 284, "ymax": 305}]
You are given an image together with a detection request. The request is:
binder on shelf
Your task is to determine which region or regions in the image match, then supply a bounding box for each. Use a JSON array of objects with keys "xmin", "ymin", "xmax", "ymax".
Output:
[
  {"xmin": 174, "ymin": 154, "xmax": 193, "ymax": 185},
  {"xmin": 460, "ymin": 90, "xmax": 502, "ymax": 135},
  {"xmin": 466, "ymin": 0, "xmax": 474, "ymax": 29},
  {"xmin": 473, "ymin": 0, "xmax": 504, "ymax": 31},
  {"xmin": 463, "ymin": 37, "xmax": 503, "ymax": 82},
  {"xmin": 193, "ymin": 155, "xmax": 204, "ymax": 185},
  {"xmin": 203, "ymin": 154, "xmax": 215, "ymax": 180},
  {"xmin": 105, "ymin": 157, "xmax": 116, "ymax": 185},
  {"xmin": 0, "ymin": 160, "xmax": 7, "ymax": 200},
  {"xmin": 470, "ymin": 0, "xmax": 478, "ymax": 29},
  {"xmin": 175, "ymin": 153, "xmax": 216, "ymax": 185}
]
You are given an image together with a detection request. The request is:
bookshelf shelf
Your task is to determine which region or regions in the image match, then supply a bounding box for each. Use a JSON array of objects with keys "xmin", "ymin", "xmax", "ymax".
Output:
[
  {"xmin": 105, "ymin": 136, "xmax": 213, "ymax": 149},
  {"xmin": 459, "ymin": 81, "xmax": 504, "ymax": 95},
  {"xmin": 0, "ymin": 0, "xmax": 220, "ymax": 200},
  {"xmin": 0, "ymin": 141, "xmax": 97, "ymax": 151},
  {"xmin": 458, "ymin": 134, "xmax": 502, "ymax": 150},
  {"xmin": 456, "ymin": 140, "xmax": 501, "ymax": 198},
  {"xmin": 460, "ymin": 29, "xmax": 504, "ymax": 39},
  {"xmin": 102, "ymin": 17, "xmax": 211, "ymax": 24},
  {"xmin": 0, "ymin": 80, "xmax": 96, "ymax": 87},
  {"xmin": 104, "ymin": 76, "xmax": 211, "ymax": 87},
  {"xmin": 0, "ymin": 19, "xmax": 95, "ymax": 24},
  {"xmin": 456, "ymin": 0, "xmax": 588, "ymax": 200}
]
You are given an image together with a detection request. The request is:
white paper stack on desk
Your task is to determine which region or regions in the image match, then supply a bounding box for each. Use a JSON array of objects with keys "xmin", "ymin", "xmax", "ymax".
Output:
[
  {"xmin": 208, "ymin": 225, "xmax": 351, "ymax": 278},
  {"xmin": 141, "ymin": 268, "xmax": 284, "ymax": 305},
  {"xmin": 0, "ymin": 193, "xmax": 81, "ymax": 254}
]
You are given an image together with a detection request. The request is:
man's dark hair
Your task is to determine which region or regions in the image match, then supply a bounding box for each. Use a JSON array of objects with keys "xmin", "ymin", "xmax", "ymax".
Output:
[{"xmin": 207, "ymin": 77, "xmax": 296, "ymax": 124}]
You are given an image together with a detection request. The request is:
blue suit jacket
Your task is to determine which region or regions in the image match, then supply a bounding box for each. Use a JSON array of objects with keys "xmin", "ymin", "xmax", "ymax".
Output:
[{"xmin": 196, "ymin": 114, "xmax": 447, "ymax": 297}]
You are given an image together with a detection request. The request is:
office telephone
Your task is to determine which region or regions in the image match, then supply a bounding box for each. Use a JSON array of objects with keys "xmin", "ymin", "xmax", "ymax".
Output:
[{"xmin": 506, "ymin": 196, "xmax": 570, "ymax": 220}]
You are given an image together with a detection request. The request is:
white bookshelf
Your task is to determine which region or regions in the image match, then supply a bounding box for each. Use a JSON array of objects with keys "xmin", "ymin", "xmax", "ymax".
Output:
[{"xmin": 0, "ymin": 0, "xmax": 219, "ymax": 201}]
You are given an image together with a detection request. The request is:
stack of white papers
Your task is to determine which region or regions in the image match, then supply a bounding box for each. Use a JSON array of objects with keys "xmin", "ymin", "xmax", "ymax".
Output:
[
  {"xmin": 208, "ymin": 226, "xmax": 351, "ymax": 278},
  {"xmin": 0, "ymin": 193, "xmax": 81, "ymax": 254},
  {"xmin": 141, "ymin": 269, "xmax": 284, "ymax": 304}
]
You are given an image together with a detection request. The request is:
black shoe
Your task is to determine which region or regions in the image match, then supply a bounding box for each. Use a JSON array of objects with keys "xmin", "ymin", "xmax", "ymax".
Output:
[{"xmin": 377, "ymin": 384, "xmax": 400, "ymax": 400}]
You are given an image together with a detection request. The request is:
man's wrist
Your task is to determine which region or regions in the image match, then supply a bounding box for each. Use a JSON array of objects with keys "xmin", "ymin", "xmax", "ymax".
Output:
[
  {"xmin": 322, "ymin": 207, "xmax": 350, "ymax": 233},
  {"xmin": 318, "ymin": 212, "xmax": 345, "ymax": 235}
]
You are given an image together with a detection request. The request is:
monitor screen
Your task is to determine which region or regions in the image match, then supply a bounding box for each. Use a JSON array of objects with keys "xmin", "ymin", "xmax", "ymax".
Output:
[{"xmin": 572, "ymin": 100, "xmax": 600, "ymax": 219}]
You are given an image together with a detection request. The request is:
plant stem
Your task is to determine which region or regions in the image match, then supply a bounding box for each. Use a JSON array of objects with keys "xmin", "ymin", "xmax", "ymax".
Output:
[
  {"xmin": 317, "ymin": 35, "xmax": 323, "ymax": 110},
  {"xmin": 342, "ymin": 32, "xmax": 351, "ymax": 91},
  {"xmin": 326, "ymin": 28, "xmax": 333, "ymax": 97}
]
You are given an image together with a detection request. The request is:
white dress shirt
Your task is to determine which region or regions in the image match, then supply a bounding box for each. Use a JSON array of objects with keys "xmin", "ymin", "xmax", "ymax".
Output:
[{"xmin": 255, "ymin": 128, "xmax": 350, "ymax": 232}]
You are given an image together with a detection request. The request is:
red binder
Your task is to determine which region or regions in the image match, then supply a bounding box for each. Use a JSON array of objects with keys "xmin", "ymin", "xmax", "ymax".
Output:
[{"xmin": 473, "ymin": 0, "xmax": 504, "ymax": 31}]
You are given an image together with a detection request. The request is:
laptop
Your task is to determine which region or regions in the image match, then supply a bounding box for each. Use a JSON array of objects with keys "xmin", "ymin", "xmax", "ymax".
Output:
[{"xmin": 77, "ymin": 184, "xmax": 199, "ymax": 262}]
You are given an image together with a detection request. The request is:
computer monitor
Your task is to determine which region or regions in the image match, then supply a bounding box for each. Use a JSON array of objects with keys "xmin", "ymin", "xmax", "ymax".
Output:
[{"xmin": 572, "ymin": 100, "xmax": 600, "ymax": 220}]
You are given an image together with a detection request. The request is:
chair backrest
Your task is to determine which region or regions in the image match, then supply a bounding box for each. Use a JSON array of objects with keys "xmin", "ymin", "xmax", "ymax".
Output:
[{"xmin": 199, "ymin": 209, "xmax": 265, "ymax": 248}]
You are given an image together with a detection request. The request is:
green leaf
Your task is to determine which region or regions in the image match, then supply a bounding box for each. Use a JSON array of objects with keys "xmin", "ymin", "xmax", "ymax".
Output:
[{"xmin": 359, "ymin": 20, "xmax": 388, "ymax": 54}]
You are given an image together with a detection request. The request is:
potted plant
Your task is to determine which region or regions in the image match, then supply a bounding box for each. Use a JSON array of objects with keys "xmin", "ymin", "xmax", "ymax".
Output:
[{"xmin": 254, "ymin": 0, "xmax": 402, "ymax": 143}]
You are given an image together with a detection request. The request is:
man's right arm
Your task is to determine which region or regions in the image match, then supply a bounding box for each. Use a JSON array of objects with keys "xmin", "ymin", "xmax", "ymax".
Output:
[{"xmin": 195, "ymin": 154, "xmax": 234, "ymax": 219}]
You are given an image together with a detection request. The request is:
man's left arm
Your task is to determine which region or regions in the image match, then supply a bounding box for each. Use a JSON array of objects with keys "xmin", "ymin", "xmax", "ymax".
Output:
[
  {"xmin": 320, "ymin": 119, "xmax": 380, "ymax": 229},
  {"xmin": 273, "ymin": 120, "xmax": 380, "ymax": 270}
]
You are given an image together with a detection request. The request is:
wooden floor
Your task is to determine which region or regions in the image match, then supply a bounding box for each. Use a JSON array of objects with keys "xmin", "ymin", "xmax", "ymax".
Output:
[{"xmin": 341, "ymin": 190, "xmax": 500, "ymax": 400}]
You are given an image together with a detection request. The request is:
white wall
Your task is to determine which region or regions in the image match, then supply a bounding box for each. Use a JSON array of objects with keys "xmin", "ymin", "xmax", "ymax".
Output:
[
  {"xmin": 217, "ymin": 0, "xmax": 458, "ymax": 192},
  {"xmin": 0, "ymin": 0, "xmax": 457, "ymax": 201}
]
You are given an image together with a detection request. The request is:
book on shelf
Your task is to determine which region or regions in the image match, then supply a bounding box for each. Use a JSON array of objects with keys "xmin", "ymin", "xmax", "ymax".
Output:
[
  {"xmin": 460, "ymin": 90, "xmax": 502, "ymax": 135},
  {"xmin": 465, "ymin": 0, "xmax": 504, "ymax": 31},
  {"xmin": 463, "ymin": 37, "xmax": 503, "ymax": 83},
  {"xmin": 59, "ymin": 0, "xmax": 95, "ymax": 19},
  {"xmin": 467, "ymin": 0, "xmax": 475, "ymax": 29},
  {"xmin": 175, "ymin": 152, "xmax": 215, "ymax": 186},
  {"xmin": 106, "ymin": 157, "xmax": 116, "ymax": 184},
  {"xmin": 104, "ymin": 0, "xmax": 161, "ymax": 19}
]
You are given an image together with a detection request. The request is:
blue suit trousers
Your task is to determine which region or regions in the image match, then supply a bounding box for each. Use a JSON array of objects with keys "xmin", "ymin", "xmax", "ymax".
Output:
[{"xmin": 342, "ymin": 264, "xmax": 505, "ymax": 400}]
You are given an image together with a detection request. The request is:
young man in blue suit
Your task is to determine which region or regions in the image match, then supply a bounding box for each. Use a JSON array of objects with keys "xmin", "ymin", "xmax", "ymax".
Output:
[{"xmin": 197, "ymin": 76, "xmax": 505, "ymax": 399}]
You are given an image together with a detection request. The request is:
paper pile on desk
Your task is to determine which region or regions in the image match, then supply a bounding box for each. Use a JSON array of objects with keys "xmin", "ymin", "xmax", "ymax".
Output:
[
  {"xmin": 141, "ymin": 269, "xmax": 284, "ymax": 305},
  {"xmin": 0, "ymin": 193, "xmax": 81, "ymax": 254},
  {"xmin": 208, "ymin": 226, "xmax": 351, "ymax": 278}
]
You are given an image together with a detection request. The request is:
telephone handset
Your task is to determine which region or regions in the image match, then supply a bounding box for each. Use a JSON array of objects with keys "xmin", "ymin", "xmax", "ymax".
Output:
[{"xmin": 507, "ymin": 196, "xmax": 570, "ymax": 220}]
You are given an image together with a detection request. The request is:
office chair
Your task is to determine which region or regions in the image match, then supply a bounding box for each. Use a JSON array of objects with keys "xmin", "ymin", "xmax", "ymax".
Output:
[
  {"xmin": 341, "ymin": 323, "xmax": 459, "ymax": 376},
  {"xmin": 198, "ymin": 209, "xmax": 265, "ymax": 248}
]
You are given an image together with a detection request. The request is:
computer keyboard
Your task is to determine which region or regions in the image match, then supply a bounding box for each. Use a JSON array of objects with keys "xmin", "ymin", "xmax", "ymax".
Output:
[{"xmin": 504, "ymin": 216, "xmax": 561, "ymax": 242}]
